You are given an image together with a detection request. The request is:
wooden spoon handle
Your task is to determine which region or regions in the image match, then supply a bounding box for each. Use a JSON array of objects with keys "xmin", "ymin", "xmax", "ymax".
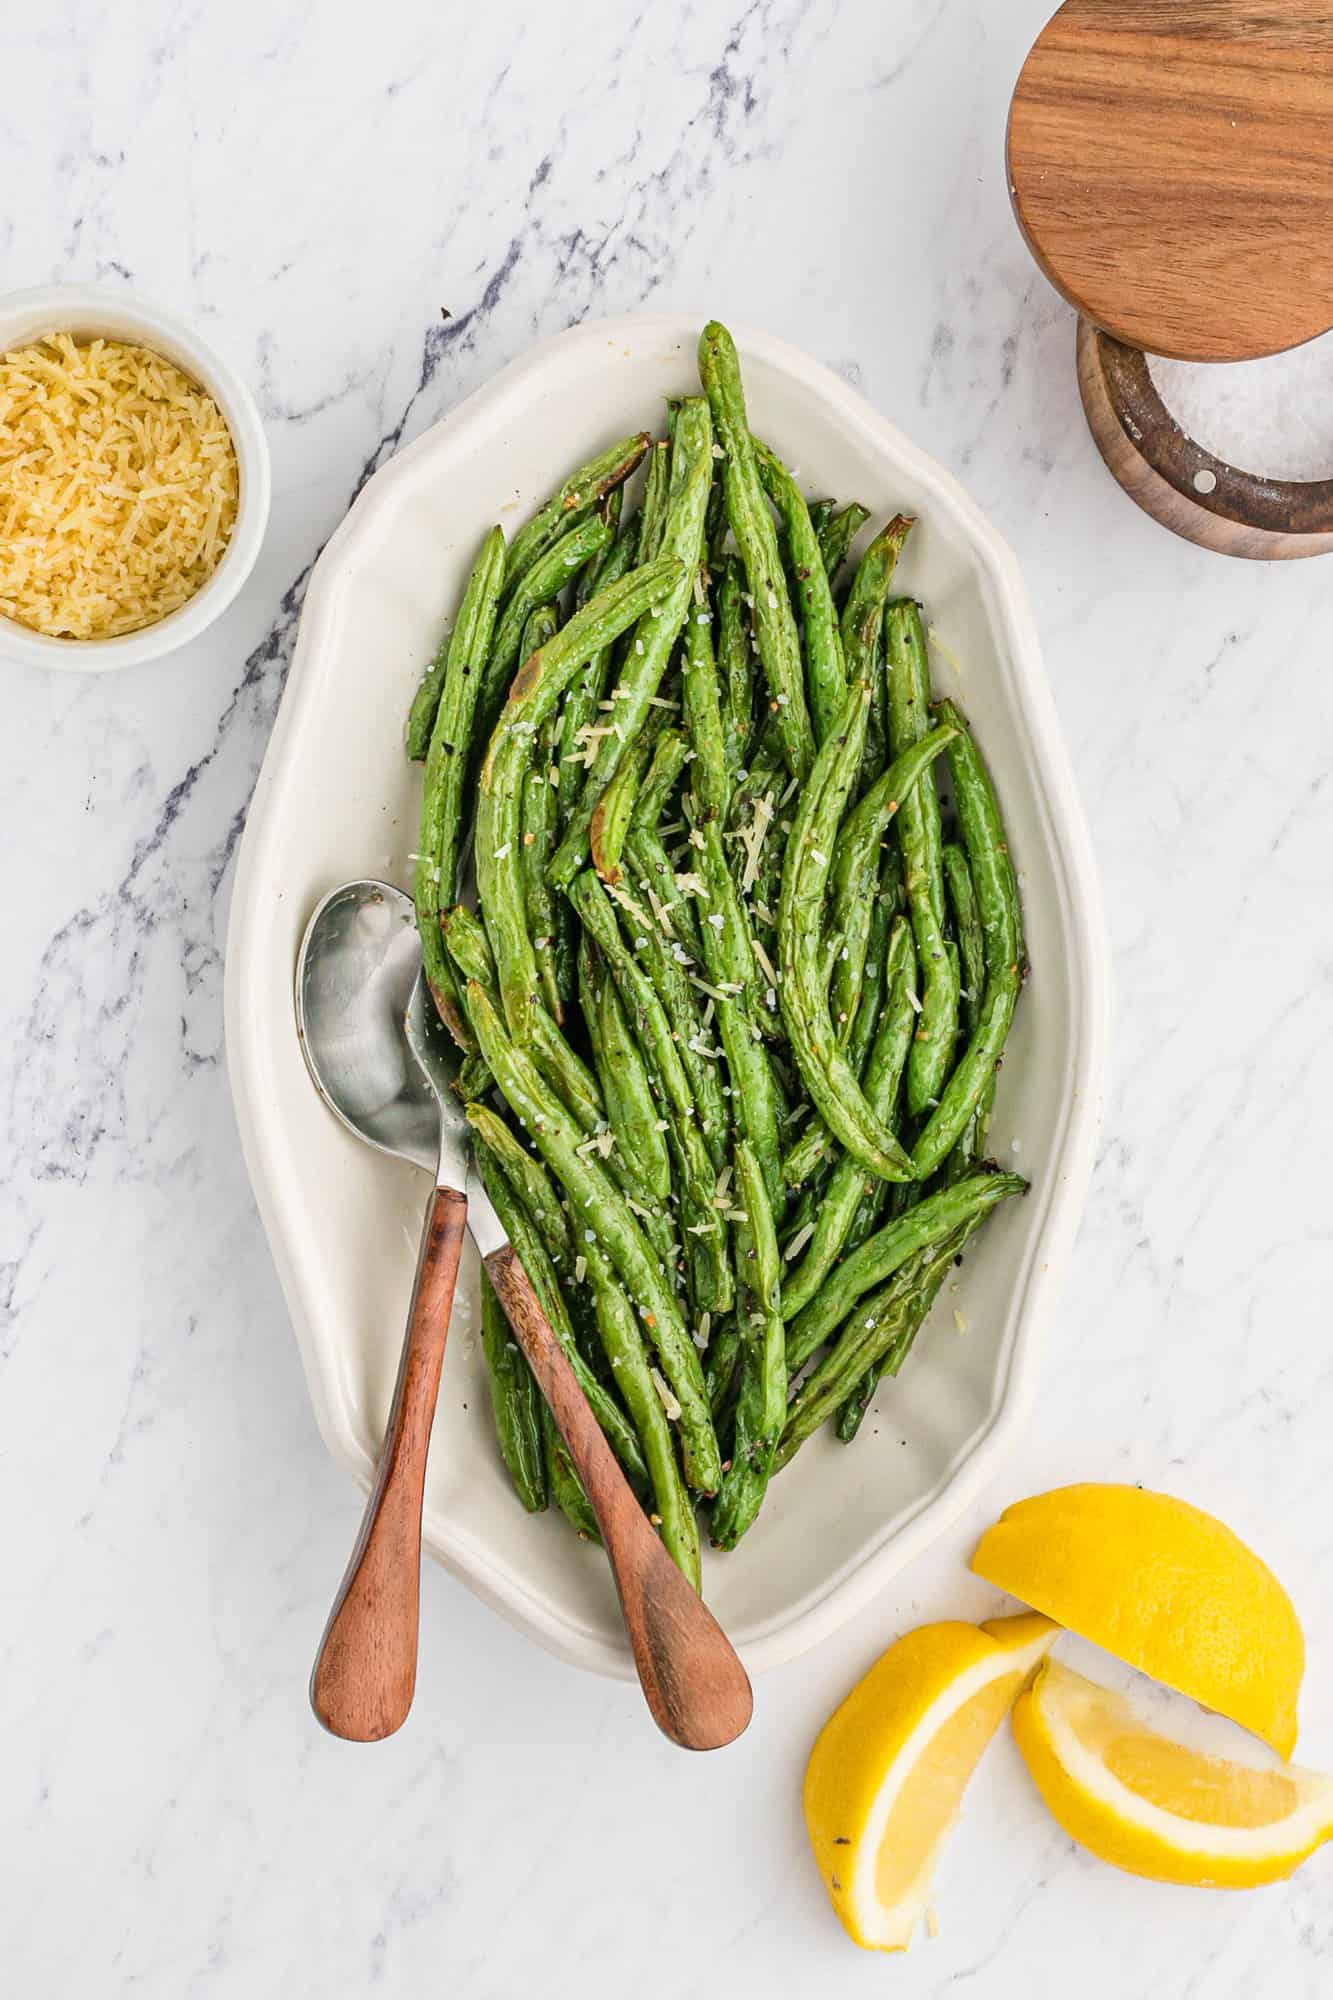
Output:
[
  {"xmin": 310, "ymin": 1183, "xmax": 468, "ymax": 1741},
  {"xmin": 484, "ymin": 1243, "xmax": 753, "ymax": 1751}
]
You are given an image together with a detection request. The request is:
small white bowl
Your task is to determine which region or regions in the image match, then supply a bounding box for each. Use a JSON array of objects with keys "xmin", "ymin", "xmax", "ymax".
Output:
[{"xmin": 0, "ymin": 283, "xmax": 271, "ymax": 671}]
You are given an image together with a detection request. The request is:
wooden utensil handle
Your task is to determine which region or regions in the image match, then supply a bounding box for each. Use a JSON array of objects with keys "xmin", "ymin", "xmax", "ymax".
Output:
[
  {"xmin": 484, "ymin": 1243, "xmax": 753, "ymax": 1752},
  {"xmin": 310, "ymin": 1184, "xmax": 468, "ymax": 1741}
]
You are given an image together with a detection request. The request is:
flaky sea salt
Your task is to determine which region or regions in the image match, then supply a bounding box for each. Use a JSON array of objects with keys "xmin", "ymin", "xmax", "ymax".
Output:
[{"xmin": 1147, "ymin": 331, "xmax": 1333, "ymax": 482}]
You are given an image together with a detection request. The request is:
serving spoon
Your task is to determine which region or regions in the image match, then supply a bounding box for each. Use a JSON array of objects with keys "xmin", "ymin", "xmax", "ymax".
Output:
[{"xmin": 295, "ymin": 878, "xmax": 753, "ymax": 1750}]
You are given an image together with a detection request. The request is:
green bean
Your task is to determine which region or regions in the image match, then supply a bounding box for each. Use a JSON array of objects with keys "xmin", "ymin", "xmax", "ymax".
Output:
[
  {"xmin": 472, "ymin": 1141, "xmax": 650, "ymax": 1493},
  {"xmin": 503, "ymin": 432, "xmax": 649, "ymax": 597},
  {"xmin": 939, "ymin": 842, "xmax": 994, "ymax": 1179},
  {"xmin": 442, "ymin": 903, "xmax": 602, "ymax": 1133},
  {"xmin": 710, "ymin": 1142, "xmax": 787, "ymax": 1548},
  {"xmin": 477, "ymin": 512, "xmax": 613, "ymax": 759},
  {"xmin": 784, "ymin": 1169, "xmax": 1025, "ymax": 1372},
  {"xmin": 910, "ymin": 699, "xmax": 1023, "ymax": 1180},
  {"xmin": 777, "ymin": 678, "xmax": 915, "ymax": 1181},
  {"xmin": 704, "ymin": 1312, "xmax": 741, "ymax": 1415},
  {"xmin": 476, "ymin": 554, "xmax": 682, "ymax": 1037},
  {"xmin": 479, "ymin": 1266, "xmax": 547, "ymax": 1512},
  {"xmin": 636, "ymin": 436, "xmax": 672, "ymax": 561},
  {"xmin": 452, "ymin": 1052, "xmax": 494, "ymax": 1104},
  {"xmin": 543, "ymin": 1404, "xmax": 600, "ymax": 1541},
  {"xmin": 580, "ymin": 484, "xmax": 624, "ymax": 590},
  {"xmin": 406, "ymin": 632, "xmax": 453, "ymax": 764},
  {"xmin": 843, "ymin": 847, "xmax": 901, "ymax": 1081},
  {"xmin": 842, "ymin": 514, "xmax": 912, "ymax": 794},
  {"xmin": 568, "ymin": 869, "xmax": 733, "ymax": 1316},
  {"xmin": 820, "ymin": 926, "xmax": 846, "ymax": 1001},
  {"xmin": 582, "ymin": 1234, "xmax": 701, "ymax": 1589},
  {"xmin": 818, "ymin": 502, "xmax": 869, "ymax": 587},
  {"xmin": 775, "ymin": 1226, "xmax": 971, "ymax": 1471},
  {"xmin": 781, "ymin": 1121, "xmax": 835, "ymax": 1190},
  {"xmin": 696, "ymin": 816, "xmax": 784, "ymax": 1205},
  {"xmin": 579, "ymin": 934, "xmax": 671, "ymax": 1203},
  {"xmin": 754, "ymin": 438, "xmax": 847, "ymax": 746},
  {"xmin": 714, "ymin": 556, "xmax": 754, "ymax": 778},
  {"xmin": 781, "ymin": 919, "xmax": 918, "ymax": 1323},
  {"xmin": 557, "ymin": 512, "xmax": 635, "ymax": 833},
  {"xmin": 415, "ymin": 526, "xmax": 506, "ymax": 1047},
  {"xmin": 447, "ymin": 907, "xmax": 680, "ymax": 1272},
  {"xmin": 547, "ymin": 401, "xmax": 713, "ymax": 891},
  {"xmin": 836, "ymin": 1208, "xmax": 993, "ymax": 1441},
  {"xmin": 681, "ymin": 572, "xmax": 730, "ymax": 823},
  {"xmin": 704, "ymin": 459, "xmax": 728, "ymax": 563},
  {"xmin": 588, "ymin": 724, "xmax": 654, "ymax": 884},
  {"xmin": 618, "ymin": 835, "xmax": 729, "ymax": 1168},
  {"xmin": 829, "ymin": 718, "xmax": 959, "ymax": 1039},
  {"xmin": 945, "ymin": 842, "xmax": 984, "ymax": 1039},
  {"xmin": 465, "ymin": 1102, "xmax": 571, "ymax": 1265},
  {"xmin": 842, "ymin": 516, "xmax": 912, "ymax": 683},
  {"xmin": 727, "ymin": 714, "xmax": 784, "ymax": 827},
  {"xmin": 807, "ymin": 498, "xmax": 835, "ymax": 544},
  {"xmin": 698, "ymin": 323, "xmax": 815, "ymax": 781},
  {"xmin": 863, "ymin": 639, "xmax": 889, "ymax": 794},
  {"xmin": 780, "ymin": 1168, "xmax": 824, "ymax": 1253},
  {"xmin": 631, "ymin": 728, "xmax": 689, "ymax": 834},
  {"xmin": 519, "ymin": 609, "xmax": 564, "ymax": 1020},
  {"xmin": 885, "ymin": 600, "xmax": 960, "ymax": 1117},
  {"xmin": 466, "ymin": 980, "xmax": 720, "ymax": 1492}
]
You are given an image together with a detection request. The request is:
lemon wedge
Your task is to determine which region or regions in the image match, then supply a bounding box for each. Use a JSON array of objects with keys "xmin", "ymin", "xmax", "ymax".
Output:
[
  {"xmin": 802, "ymin": 1611, "xmax": 1058, "ymax": 1951},
  {"xmin": 1012, "ymin": 1659, "xmax": 1333, "ymax": 1887},
  {"xmin": 971, "ymin": 1483, "xmax": 1304, "ymax": 1755}
]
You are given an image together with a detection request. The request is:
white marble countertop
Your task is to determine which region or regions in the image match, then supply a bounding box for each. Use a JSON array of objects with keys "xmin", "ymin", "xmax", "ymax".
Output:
[{"xmin": 5, "ymin": 2, "xmax": 1333, "ymax": 1993}]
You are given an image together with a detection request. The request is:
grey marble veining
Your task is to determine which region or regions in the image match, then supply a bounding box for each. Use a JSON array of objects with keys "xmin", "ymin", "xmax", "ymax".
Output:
[{"xmin": 4, "ymin": 1, "xmax": 1333, "ymax": 1993}]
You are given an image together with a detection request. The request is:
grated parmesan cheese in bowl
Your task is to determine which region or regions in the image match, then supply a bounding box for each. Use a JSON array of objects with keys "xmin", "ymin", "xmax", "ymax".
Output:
[
  {"xmin": 0, "ymin": 333, "xmax": 239, "ymax": 639},
  {"xmin": 0, "ymin": 284, "xmax": 269, "ymax": 670}
]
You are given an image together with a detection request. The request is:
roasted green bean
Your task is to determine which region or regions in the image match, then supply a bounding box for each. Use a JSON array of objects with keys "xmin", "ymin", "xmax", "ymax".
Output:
[
  {"xmin": 568, "ymin": 869, "xmax": 733, "ymax": 1316},
  {"xmin": 817, "ymin": 501, "xmax": 869, "ymax": 587},
  {"xmin": 714, "ymin": 555, "xmax": 754, "ymax": 778},
  {"xmin": 710, "ymin": 1142, "xmax": 786, "ymax": 1549},
  {"xmin": 785, "ymin": 1169, "xmax": 1025, "ymax": 1374},
  {"xmin": 579, "ymin": 933, "xmax": 671, "ymax": 1203},
  {"xmin": 479, "ymin": 1266, "xmax": 547, "ymax": 1512},
  {"xmin": 415, "ymin": 525, "xmax": 506, "ymax": 1046},
  {"xmin": 503, "ymin": 432, "xmax": 648, "ymax": 596},
  {"xmin": 910, "ymin": 699, "xmax": 1022, "ymax": 1179},
  {"xmin": 781, "ymin": 918, "xmax": 919, "ymax": 1324},
  {"xmin": 478, "ymin": 511, "xmax": 613, "ymax": 754},
  {"xmin": 754, "ymin": 438, "xmax": 846, "ymax": 746},
  {"xmin": 778, "ymin": 684, "xmax": 935, "ymax": 1182},
  {"xmin": 547, "ymin": 401, "xmax": 713, "ymax": 891},
  {"xmin": 829, "ymin": 718, "xmax": 958, "ymax": 1039},
  {"xmin": 698, "ymin": 322, "xmax": 814, "ymax": 781},
  {"xmin": 476, "ymin": 554, "xmax": 682, "ymax": 1037},
  {"xmin": 885, "ymin": 600, "xmax": 960, "ymax": 1117}
]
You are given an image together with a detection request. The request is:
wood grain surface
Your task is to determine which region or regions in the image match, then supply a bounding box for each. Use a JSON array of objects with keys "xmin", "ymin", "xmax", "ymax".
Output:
[
  {"xmin": 310, "ymin": 1184, "xmax": 468, "ymax": 1741},
  {"xmin": 485, "ymin": 1244, "xmax": 753, "ymax": 1752},
  {"xmin": 1009, "ymin": 0, "xmax": 1333, "ymax": 361}
]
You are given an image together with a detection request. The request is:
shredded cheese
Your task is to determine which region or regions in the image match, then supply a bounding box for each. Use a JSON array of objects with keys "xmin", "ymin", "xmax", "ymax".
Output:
[{"xmin": 0, "ymin": 332, "xmax": 239, "ymax": 639}]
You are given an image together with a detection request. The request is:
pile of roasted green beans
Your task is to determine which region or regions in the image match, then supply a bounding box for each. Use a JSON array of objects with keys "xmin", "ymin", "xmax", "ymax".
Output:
[{"xmin": 407, "ymin": 322, "xmax": 1027, "ymax": 1589}]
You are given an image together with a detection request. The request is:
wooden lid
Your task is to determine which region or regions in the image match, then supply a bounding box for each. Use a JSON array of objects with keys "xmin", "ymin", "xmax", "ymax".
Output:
[{"xmin": 1008, "ymin": 0, "xmax": 1333, "ymax": 361}]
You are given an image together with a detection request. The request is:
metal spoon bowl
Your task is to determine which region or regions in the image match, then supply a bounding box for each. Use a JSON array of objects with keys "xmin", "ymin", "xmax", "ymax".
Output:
[{"xmin": 296, "ymin": 880, "xmax": 438, "ymax": 1173}]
